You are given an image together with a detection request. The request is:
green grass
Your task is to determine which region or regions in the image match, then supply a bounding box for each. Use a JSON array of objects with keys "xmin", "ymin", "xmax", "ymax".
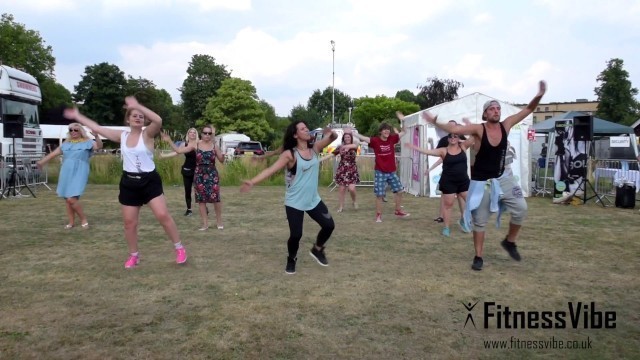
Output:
[{"xmin": 0, "ymin": 183, "xmax": 638, "ymax": 359}]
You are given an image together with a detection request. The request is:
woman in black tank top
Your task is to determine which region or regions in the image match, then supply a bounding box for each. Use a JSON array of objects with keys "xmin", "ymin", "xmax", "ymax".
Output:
[
  {"xmin": 160, "ymin": 128, "xmax": 199, "ymax": 215},
  {"xmin": 404, "ymin": 133, "xmax": 474, "ymax": 237}
]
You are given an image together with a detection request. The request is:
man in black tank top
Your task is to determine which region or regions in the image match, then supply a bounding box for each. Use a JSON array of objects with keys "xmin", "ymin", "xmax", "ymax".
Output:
[{"xmin": 422, "ymin": 81, "xmax": 546, "ymax": 271}]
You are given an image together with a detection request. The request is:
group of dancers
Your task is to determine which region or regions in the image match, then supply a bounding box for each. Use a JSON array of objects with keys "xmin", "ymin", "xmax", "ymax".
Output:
[{"xmin": 38, "ymin": 80, "xmax": 546, "ymax": 272}]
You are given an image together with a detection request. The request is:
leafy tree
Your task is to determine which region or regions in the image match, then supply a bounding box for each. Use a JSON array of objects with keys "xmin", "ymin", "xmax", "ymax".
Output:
[
  {"xmin": 0, "ymin": 13, "xmax": 55, "ymax": 81},
  {"xmin": 395, "ymin": 89, "xmax": 418, "ymax": 105},
  {"xmin": 201, "ymin": 77, "xmax": 270, "ymax": 141},
  {"xmin": 416, "ymin": 77, "xmax": 464, "ymax": 110},
  {"xmin": 351, "ymin": 96, "xmax": 420, "ymax": 136},
  {"xmin": 180, "ymin": 54, "xmax": 231, "ymax": 126},
  {"xmin": 307, "ymin": 87, "xmax": 353, "ymax": 124},
  {"xmin": 39, "ymin": 78, "xmax": 72, "ymax": 123},
  {"xmin": 290, "ymin": 104, "xmax": 324, "ymax": 130},
  {"xmin": 73, "ymin": 62, "xmax": 127, "ymax": 125},
  {"xmin": 126, "ymin": 76, "xmax": 177, "ymax": 127},
  {"xmin": 259, "ymin": 100, "xmax": 287, "ymax": 149},
  {"xmin": 594, "ymin": 58, "xmax": 640, "ymax": 125}
]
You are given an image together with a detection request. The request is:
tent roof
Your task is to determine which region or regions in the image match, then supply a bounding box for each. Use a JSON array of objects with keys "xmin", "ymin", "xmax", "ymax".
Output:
[{"xmin": 531, "ymin": 111, "xmax": 633, "ymax": 135}]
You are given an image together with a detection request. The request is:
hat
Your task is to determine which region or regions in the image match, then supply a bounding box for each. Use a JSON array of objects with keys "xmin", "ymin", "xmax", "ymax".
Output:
[{"xmin": 482, "ymin": 100, "xmax": 500, "ymax": 120}]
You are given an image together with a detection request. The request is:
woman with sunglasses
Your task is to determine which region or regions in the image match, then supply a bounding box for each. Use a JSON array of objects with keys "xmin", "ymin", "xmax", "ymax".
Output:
[
  {"xmin": 160, "ymin": 128, "xmax": 199, "ymax": 216},
  {"xmin": 162, "ymin": 125, "xmax": 225, "ymax": 230},
  {"xmin": 63, "ymin": 97, "xmax": 187, "ymax": 269},
  {"xmin": 37, "ymin": 123, "xmax": 102, "ymax": 229},
  {"xmin": 404, "ymin": 127, "xmax": 474, "ymax": 237}
]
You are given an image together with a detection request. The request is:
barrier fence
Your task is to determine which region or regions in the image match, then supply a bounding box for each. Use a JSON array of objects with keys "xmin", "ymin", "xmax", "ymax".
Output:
[
  {"xmin": 0, "ymin": 153, "xmax": 50, "ymax": 198},
  {"xmin": 327, "ymin": 154, "xmax": 413, "ymax": 192}
]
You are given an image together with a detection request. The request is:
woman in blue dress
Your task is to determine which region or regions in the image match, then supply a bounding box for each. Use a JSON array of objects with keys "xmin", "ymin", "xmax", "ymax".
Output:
[{"xmin": 37, "ymin": 123, "xmax": 103, "ymax": 228}]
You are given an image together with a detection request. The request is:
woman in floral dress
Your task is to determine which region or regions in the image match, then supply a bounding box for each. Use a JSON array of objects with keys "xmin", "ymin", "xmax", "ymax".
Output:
[
  {"xmin": 162, "ymin": 124, "xmax": 224, "ymax": 230},
  {"xmin": 334, "ymin": 131, "xmax": 360, "ymax": 212}
]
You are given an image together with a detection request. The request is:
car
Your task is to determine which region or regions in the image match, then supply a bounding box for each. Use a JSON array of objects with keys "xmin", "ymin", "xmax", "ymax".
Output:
[{"xmin": 234, "ymin": 141, "xmax": 265, "ymax": 156}]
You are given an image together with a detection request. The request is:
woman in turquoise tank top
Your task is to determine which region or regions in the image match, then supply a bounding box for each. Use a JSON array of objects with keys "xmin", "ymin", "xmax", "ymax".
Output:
[{"xmin": 240, "ymin": 121, "xmax": 337, "ymax": 275}]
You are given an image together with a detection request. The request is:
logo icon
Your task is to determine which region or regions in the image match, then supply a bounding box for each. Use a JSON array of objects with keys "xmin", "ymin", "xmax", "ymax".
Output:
[{"xmin": 463, "ymin": 301, "xmax": 479, "ymax": 329}]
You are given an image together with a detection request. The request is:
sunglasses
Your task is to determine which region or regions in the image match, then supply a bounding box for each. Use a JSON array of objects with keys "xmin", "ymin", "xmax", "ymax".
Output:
[
  {"xmin": 69, "ymin": 128, "xmax": 80, "ymax": 132},
  {"xmin": 202, "ymin": 131, "xmax": 213, "ymax": 135}
]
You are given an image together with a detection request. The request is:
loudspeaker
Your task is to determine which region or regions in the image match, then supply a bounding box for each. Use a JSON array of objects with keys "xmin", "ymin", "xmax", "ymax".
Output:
[
  {"xmin": 3, "ymin": 114, "xmax": 25, "ymax": 139},
  {"xmin": 573, "ymin": 115, "xmax": 593, "ymax": 141}
]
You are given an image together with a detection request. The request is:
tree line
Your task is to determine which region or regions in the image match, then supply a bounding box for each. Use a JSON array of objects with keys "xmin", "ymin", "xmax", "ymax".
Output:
[{"xmin": 1, "ymin": 13, "xmax": 638, "ymax": 150}]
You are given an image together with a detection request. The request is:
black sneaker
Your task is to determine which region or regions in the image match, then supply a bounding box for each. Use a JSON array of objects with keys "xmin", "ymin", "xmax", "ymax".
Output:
[
  {"xmin": 285, "ymin": 256, "xmax": 297, "ymax": 274},
  {"xmin": 501, "ymin": 238, "xmax": 522, "ymax": 261},
  {"xmin": 310, "ymin": 246, "xmax": 329, "ymax": 266},
  {"xmin": 184, "ymin": 209, "xmax": 192, "ymax": 216},
  {"xmin": 471, "ymin": 256, "xmax": 483, "ymax": 271}
]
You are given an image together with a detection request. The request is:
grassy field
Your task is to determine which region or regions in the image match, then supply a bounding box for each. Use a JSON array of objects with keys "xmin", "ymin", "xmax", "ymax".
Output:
[{"xmin": 0, "ymin": 183, "xmax": 639, "ymax": 359}]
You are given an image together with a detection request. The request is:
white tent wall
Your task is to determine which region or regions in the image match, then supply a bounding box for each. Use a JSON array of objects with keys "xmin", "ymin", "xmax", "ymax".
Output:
[{"xmin": 400, "ymin": 92, "xmax": 532, "ymax": 197}]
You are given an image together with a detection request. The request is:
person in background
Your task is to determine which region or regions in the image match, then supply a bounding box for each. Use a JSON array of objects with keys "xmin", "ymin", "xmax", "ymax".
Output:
[
  {"xmin": 162, "ymin": 125, "xmax": 225, "ymax": 230},
  {"xmin": 240, "ymin": 122, "xmax": 337, "ymax": 275},
  {"xmin": 353, "ymin": 112, "xmax": 410, "ymax": 223},
  {"xmin": 333, "ymin": 130, "xmax": 360, "ymax": 212},
  {"xmin": 160, "ymin": 128, "xmax": 199, "ymax": 216},
  {"xmin": 64, "ymin": 96, "xmax": 187, "ymax": 269},
  {"xmin": 36, "ymin": 123, "xmax": 103, "ymax": 229},
  {"xmin": 405, "ymin": 130, "xmax": 473, "ymax": 237}
]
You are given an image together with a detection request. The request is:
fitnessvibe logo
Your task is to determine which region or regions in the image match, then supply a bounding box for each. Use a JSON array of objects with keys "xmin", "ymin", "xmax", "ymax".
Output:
[{"xmin": 464, "ymin": 301, "xmax": 616, "ymax": 329}]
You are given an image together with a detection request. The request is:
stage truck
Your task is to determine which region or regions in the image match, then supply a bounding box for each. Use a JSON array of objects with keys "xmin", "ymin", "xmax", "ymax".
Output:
[{"xmin": 0, "ymin": 64, "xmax": 44, "ymax": 157}]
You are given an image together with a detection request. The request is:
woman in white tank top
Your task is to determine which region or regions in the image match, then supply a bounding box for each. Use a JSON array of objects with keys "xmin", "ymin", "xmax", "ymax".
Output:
[{"xmin": 63, "ymin": 96, "xmax": 187, "ymax": 269}]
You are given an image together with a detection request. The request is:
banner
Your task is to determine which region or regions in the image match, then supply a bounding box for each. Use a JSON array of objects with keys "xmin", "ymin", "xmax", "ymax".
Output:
[
  {"xmin": 554, "ymin": 120, "xmax": 589, "ymax": 199},
  {"xmin": 412, "ymin": 127, "xmax": 420, "ymax": 181}
]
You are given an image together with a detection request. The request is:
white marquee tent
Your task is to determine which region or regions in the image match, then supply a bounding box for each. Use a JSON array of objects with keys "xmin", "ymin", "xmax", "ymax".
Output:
[{"xmin": 400, "ymin": 92, "xmax": 532, "ymax": 197}]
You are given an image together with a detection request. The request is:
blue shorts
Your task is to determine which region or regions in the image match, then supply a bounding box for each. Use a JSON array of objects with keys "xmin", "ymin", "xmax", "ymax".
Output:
[{"xmin": 373, "ymin": 170, "xmax": 403, "ymax": 197}]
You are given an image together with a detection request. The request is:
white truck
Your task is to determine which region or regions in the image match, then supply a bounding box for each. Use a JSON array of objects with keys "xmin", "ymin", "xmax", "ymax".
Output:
[
  {"xmin": 215, "ymin": 132, "xmax": 250, "ymax": 157},
  {"xmin": 0, "ymin": 65, "xmax": 43, "ymax": 157}
]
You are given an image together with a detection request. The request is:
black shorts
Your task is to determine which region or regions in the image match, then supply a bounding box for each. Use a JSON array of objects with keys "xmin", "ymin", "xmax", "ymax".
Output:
[
  {"xmin": 119, "ymin": 170, "xmax": 164, "ymax": 206},
  {"xmin": 439, "ymin": 176, "xmax": 470, "ymax": 195}
]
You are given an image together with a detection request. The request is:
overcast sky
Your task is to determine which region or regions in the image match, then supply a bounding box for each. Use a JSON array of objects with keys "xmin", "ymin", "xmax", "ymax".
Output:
[{"xmin": 3, "ymin": 0, "xmax": 639, "ymax": 116}]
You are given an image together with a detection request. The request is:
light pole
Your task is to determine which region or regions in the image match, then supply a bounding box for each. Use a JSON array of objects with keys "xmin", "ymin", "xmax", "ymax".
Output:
[{"xmin": 330, "ymin": 40, "xmax": 335, "ymax": 124}]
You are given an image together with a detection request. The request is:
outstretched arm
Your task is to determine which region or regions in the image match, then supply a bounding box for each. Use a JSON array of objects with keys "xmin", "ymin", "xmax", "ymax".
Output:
[
  {"xmin": 404, "ymin": 142, "xmax": 445, "ymax": 157},
  {"xmin": 421, "ymin": 111, "xmax": 481, "ymax": 137},
  {"xmin": 313, "ymin": 127, "xmax": 338, "ymax": 153},
  {"xmin": 240, "ymin": 151, "xmax": 293, "ymax": 192},
  {"xmin": 503, "ymin": 80, "xmax": 547, "ymax": 131},
  {"xmin": 63, "ymin": 108, "xmax": 123, "ymax": 142},
  {"xmin": 161, "ymin": 132, "xmax": 195, "ymax": 154},
  {"xmin": 395, "ymin": 111, "xmax": 407, "ymax": 138},
  {"xmin": 91, "ymin": 131, "xmax": 103, "ymax": 151},
  {"xmin": 36, "ymin": 147, "xmax": 63, "ymax": 169}
]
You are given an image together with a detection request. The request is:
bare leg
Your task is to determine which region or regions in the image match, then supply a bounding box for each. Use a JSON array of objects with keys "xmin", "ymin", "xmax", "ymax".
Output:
[
  {"xmin": 506, "ymin": 223, "xmax": 521, "ymax": 243},
  {"xmin": 121, "ymin": 205, "xmax": 141, "ymax": 253},
  {"xmin": 64, "ymin": 200, "xmax": 75, "ymax": 226},
  {"xmin": 213, "ymin": 202, "xmax": 223, "ymax": 228},
  {"xmin": 348, "ymin": 184, "xmax": 357, "ymax": 206},
  {"xmin": 394, "ymin": 191, "xmax": 403, "ymax": 212},
  {"xmin": 337, "ymin": 185, "xmax": 346, "ymax": 211},
  {"xmin": 67, "ymin": 197, "xmax": 88, "ymax": 225},
  {"xmin": 442, "ymin": 194, "xmax": 455, "ymax": 229},
  {"xmin": 147, "ymin": 195, "xmax": 181, "ymax": 244},
  {"xmin": 376, "ymin": 196, "xmax": 383, "ymax": 215},
  {"xmin": 473, "ymin": 231, "xmax": 485, "ymax": 257},
  {"xmin": 198, "ymin": 202, "xmax": 208, "ymax": 229}
]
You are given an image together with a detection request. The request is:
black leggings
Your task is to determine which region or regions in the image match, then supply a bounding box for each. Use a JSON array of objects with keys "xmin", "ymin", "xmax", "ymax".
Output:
[
  {"xmin": 285, "ymin": 201, "xmax": 335, "ymax": 258},
  {"xmin": 183, "ymin": 174, "xmax": 194, "ymax": 209}
]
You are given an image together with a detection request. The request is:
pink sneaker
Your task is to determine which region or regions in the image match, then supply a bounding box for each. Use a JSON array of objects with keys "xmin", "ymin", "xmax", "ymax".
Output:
[
  {"xmin": 124, "ymin": 255, "xmax": 139, "ymax": 269},
  {"xmin": 394, "ymin": 209, "xmax": 410, "ymax": 218},
  {"xmin": 175, "ymin": 247, "xmax": 187, "ymax": 264}
]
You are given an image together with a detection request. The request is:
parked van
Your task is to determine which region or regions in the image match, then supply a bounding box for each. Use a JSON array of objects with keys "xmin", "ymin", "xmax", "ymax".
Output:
[{"xmin": 215, "ymin": 132, "xmax": 250, "ymax": 155}]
